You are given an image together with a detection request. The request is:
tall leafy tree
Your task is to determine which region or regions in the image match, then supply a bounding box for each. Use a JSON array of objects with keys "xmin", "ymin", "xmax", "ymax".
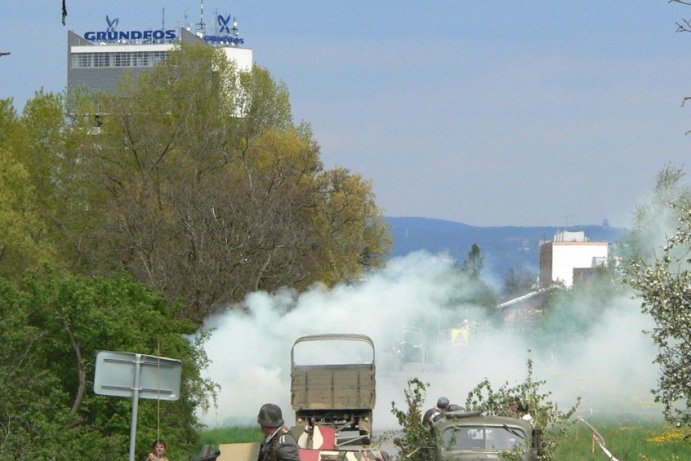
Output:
[
  {"xmin": 452, "ymin": 244, "xmax": 497, "ymax": 312},
  {"xmin": 461, "ymin": 243, "xmax": 484, "ymax": 279},
  {"xmin": 624, "ymin": 168, "xmax": 691, "ymax": 428},
  {"xmin": 626, "ymin": 207, "xmax": 691, "ymax": 428},
  {"xmin": 0, "ymin": 95, "xmax": 61, "ymax": 280},
  {"xmin": 76, "ymin": 45, "xmax": 390, "ymax": 321},
  {"xmin": 0, "ymin": 93, "xmax": 93, "ymax": 280},
  {"xmin": 0, "ymin": 147, "xmax": 51, "ymax": 278},
  {"xmin": 313, "ymin": 167, "xmax": 391, "ymax": 285}
]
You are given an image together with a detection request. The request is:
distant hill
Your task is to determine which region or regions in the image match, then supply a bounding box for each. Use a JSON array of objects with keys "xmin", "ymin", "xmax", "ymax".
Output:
[{"xmin": 385, "ymin": 217, "xmax": 627, "ymax": 280}]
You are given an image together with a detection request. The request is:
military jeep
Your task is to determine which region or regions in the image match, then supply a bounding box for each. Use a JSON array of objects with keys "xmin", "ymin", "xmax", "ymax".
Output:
[{"xmin": 432, "ymin": 410, "xmax": 540, "ymax": 461}]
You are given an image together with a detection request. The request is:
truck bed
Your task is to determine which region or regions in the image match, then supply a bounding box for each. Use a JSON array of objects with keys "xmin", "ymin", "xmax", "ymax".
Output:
[{"xmin": 291, "ymin": 363, "xmax": 375, "ymax": 410}]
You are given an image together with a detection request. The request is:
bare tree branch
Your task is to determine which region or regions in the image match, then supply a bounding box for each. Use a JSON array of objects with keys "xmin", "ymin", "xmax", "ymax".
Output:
[{"xmin": 676, "ymin": 18, "xmax": 691, "ymax": 32}]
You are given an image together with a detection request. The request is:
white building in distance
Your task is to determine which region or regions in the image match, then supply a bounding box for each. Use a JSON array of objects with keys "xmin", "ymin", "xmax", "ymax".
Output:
[{"xmin": 538, "ymin": 231, "xmax": 608, "ymax": 288}]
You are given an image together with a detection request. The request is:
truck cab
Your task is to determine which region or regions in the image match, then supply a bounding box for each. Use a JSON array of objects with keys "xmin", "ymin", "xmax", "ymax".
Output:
[{"xmin": 432, "ymin": 410, "xmax": 540, "ymax": 461}]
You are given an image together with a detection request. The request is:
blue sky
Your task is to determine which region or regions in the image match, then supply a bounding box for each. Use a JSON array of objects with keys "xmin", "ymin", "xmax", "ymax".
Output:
[{"xmin": 1, "ymin": 1, "xmax": 689, "ymax": 227}]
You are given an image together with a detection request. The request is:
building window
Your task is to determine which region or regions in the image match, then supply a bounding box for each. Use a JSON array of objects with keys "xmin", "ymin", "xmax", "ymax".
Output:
[
  {"xmin": 93, "ymin": 53, "xmax": 110, "ymax": 67},
  {"xmin": 72, "ymin": 53, "xmax": 92, "ymax": 68},
  {"xmin": 151, "ymin": 51, "xmax": 168, "ymax": 65},
  {"xmin": 133, "ymin": 52, "xmax": 149, "ymax": 67},
  {"xmin": 114, "ymin": 52, "xmax": 131, "ymax": 67},
  {"xmin": 71, "ymin": 50, "xmax": 169, "ymax": 69}
]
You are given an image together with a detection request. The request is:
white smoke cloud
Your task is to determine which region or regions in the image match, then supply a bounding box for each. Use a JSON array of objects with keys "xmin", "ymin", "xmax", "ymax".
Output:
[{"xmin": 198, "ymin": 250, "xmax": 663, "ymax": 431}]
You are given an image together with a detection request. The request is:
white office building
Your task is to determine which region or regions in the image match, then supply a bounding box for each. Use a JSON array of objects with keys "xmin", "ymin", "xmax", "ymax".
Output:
[
  {"xmin": 538, "ymin": 231, "xmax": 609, "ymax": 288},
  {"xmin": 67, "ymin": 14, "xmax": 253, "ymax": 96}
]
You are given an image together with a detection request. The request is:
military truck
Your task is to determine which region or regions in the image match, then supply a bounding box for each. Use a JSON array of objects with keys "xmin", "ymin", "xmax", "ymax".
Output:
[
  {"xmin": 290, "ymin": 333, "xmax": 385, "ymax": 458},
  {"xmin": 218, "ymin": 333, "xmax": 387, "ymax": 461},
  {"xmin": 431, "ymin": 410, "xmax": 540, "ymax": 461}
]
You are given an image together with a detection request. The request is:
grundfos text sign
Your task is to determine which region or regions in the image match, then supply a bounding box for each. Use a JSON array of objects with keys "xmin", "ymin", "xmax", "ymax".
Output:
[
  {"xmin": 84, "ymin": 15, "xmax": 176, "ymax": 42},
  {"xmin": 84, "ymin": 29, "xmax": 176, "ymax": 41}
]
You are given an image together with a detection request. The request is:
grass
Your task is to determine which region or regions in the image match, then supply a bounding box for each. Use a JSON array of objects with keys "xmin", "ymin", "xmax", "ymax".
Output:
[
  {"xmin": 193, "ymin": 426, "xmax": 262, "ymax": 456},
  {"xmin": 195, "ymin": 419, "xmax": 691, "ymax": 460},
  {"xmin": 555, "ymin": 417, "xmax": 691, "ymax": 461}
]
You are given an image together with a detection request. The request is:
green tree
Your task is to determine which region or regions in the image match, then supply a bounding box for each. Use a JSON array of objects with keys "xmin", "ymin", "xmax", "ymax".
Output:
[
  {"xmin": 449, "ymin": 244, "xmax": 498, "ymax": 312},
  {"xmin": 461, "ymin": 243, "xmax": 484, "ymax": 279},
  {"xmin": 0, "ymin": 98, "xmax": 18, "ymax": 142},
  {"xmin": 620, "ymin": 166, "xmax": 691, "ymax": 428},
  {"xmin": 389, "ymin": 378, "xmax": 436, "ymax": 461},
  {"xmin": 0, "ymin": 148, "xmax": 52, "ymax": 279},
  {"xmin": 390, "ymin": 362, "xmax": 579, "ymax": 461},
  {"xmin": 75, "ymin": 45, "xmax": 389, "ymax": 321},
  {"xmin": 626, "ymin": 205, "xmax": 691, "ymax": 428},
  {"xmin": 0, "ymin": 270, "xmax": 217, "ymax": 460},
  {"xmin": 312, "ymin": 167, "xmax": 391, "ymax": 285},
  {"xmin": 0, "ymin": 93, "xmax": 93, "ymax": 280}
]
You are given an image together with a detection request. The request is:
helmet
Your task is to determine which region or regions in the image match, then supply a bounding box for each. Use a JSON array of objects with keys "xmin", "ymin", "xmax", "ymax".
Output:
[
  {"xmin": 437, "ymin": 397, "xmax": 450, "ymax": 409},
  {"xmin": 257, "ymin": 403, "xmax": 284, "ymax": 427}
]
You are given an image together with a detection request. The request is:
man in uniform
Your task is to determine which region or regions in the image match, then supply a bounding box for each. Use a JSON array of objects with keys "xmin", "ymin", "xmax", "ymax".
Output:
[
  {"xmin": 422, "ymin": 396, "xmax": 450, "ymax": 426},
  {"xmin": 257, "ymin": 403, "xmax": 300, "ymax": 461}
]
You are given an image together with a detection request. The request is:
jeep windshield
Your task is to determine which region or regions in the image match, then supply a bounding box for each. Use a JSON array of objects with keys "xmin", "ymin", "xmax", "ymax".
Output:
[{"xmin": 441, "ymin": 425, "xmax": 526, "ymax": 452}]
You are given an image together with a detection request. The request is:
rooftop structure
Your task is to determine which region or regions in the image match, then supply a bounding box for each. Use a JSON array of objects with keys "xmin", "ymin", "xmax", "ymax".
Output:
[{"xmin": 538, "ymin": 231, "xmax": 608, "ymax": 288}]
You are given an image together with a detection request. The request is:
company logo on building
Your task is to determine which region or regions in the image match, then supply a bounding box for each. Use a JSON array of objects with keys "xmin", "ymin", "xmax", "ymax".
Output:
[
  {"xmin": 203, "ymin": 14, "xmax": 244, "ymax": 46},
  {"xmin": 83, "ymin": 15, "xmax": 176, "ymax": 42},
  {"xmin": 218, "ymin": 15, "xmax": 232, "ymax": 34},
  {"xmin": 105, "ymin": 15, "xmax": 119, "ymax": 33}
]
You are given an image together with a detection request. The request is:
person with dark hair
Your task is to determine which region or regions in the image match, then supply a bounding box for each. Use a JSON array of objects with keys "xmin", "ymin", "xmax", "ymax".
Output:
[
  {"xmin": 257, "ymin": 403, "xmax": 300, "ymax": 461},
  {"xmin": 508, "ymin": 397, "xmax": 533, "ymax": 423},
  {"xmin": 146, "ymin": 439, "xmax": 169, "ymax": 461}
]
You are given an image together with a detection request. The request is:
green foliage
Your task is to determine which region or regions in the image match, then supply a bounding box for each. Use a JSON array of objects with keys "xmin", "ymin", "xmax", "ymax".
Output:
[
  {"xmin": 461, "ymin": 243, "xmax": 484, "ymax": 279},
  {"xmin": 0, "ymin": 147, "xmax": 53, "ymax": 278},
  {"xmin": 0, "ymin": 270, "xmax": 217, "ymax": 460},
  {"xmin": 626, "ymin": 204, "xmax": 691, "ymax": 428},
  {"xmin": 620, "ymin": 167, "xmax": 691, "ymax": 428},
  {"xmin": 67, "ymin": 45, "xmax": 391, "ymax": 321},
  {"xmin": 389, "ymin": 363, "xmax": 578, "ymax": 461},
  {"xmin": 437, "ymin": 244, "xmax": 499, "ymax": 317},
  {"xmin": 1, "ymin": 46, "xmax": 390, "ymax": 322},
  {"xmin": 463, "ymin": 358, "xmax": 580, "ymax": 461},
  {"xmin": 389, "ymin": 378, "xmax": 436, "ymax": 461},
  {"xmin": 0, "ymin": 93, "xmax": 94, "ymax": 280}
]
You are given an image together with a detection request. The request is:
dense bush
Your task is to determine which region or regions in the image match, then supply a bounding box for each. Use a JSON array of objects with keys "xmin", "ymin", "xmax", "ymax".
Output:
[{"xmin": 0, "ymin": 269, "xmax": 217, "ymax": 460}]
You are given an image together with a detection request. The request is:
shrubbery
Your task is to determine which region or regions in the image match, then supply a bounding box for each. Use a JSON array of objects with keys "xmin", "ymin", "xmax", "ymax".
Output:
[{"xmin": 390, "ymin": 358, "xmax": 579, "ymax": 461}]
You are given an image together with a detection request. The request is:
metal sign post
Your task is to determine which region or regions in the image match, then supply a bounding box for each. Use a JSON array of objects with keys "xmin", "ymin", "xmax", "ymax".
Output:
[
  {"xmin": 94, "ymin": 351, "xmax": 182, "ymax": 461},
  {"xmin": 129, "ymin": 354, "xmax": 142, "ymax": 461}
]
